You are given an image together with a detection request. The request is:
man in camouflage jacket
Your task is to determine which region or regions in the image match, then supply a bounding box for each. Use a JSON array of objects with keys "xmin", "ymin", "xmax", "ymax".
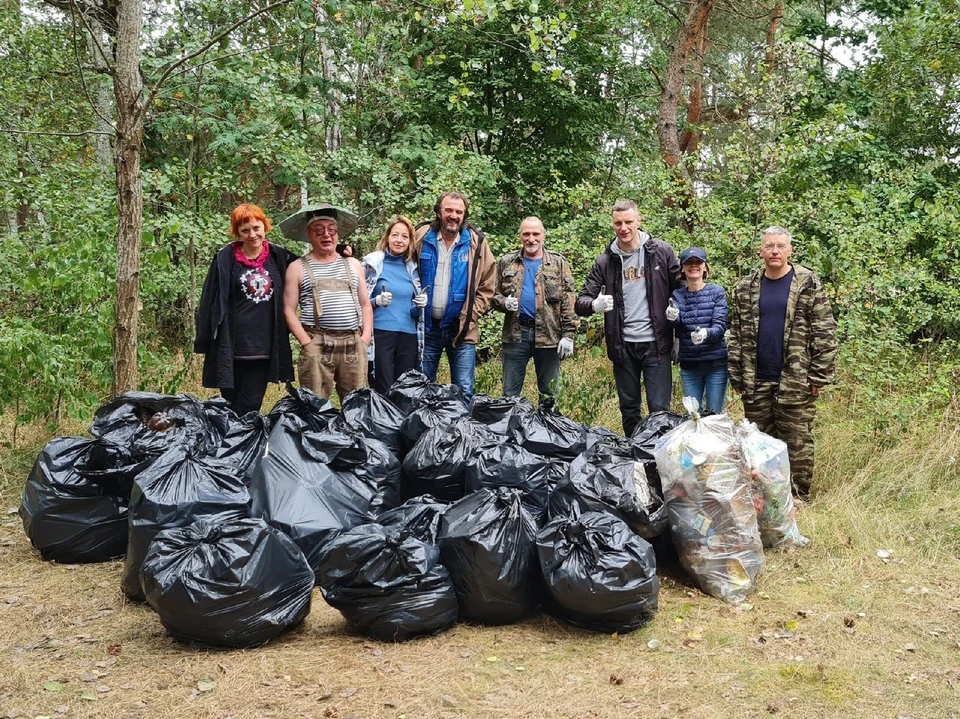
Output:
[
  {"xmin": 492, "ymin": 217, "xmax": 578, "ymax": 403},
  {"xmin": 728, "ymin": 226, "xmax": 838, "ymax": 497}
]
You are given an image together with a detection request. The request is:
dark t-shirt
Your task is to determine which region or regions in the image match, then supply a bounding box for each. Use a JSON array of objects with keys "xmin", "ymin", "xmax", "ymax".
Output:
[
  {"xmin": 231, "ymin": 256, "xmax": 276, "ymax": 359},
  {"xmin": 756, "ymin": 268, "xmax": 793, "ymax": 381}
]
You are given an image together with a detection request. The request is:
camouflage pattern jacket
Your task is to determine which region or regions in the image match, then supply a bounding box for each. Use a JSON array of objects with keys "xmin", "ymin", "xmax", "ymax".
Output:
[
  {"xmin": 728, "ymin": 263, "xmax": 838, "ymax": 405},
  {"xmin": 492, "ymin": 249, "xmax": 579, "ymax": 348}
]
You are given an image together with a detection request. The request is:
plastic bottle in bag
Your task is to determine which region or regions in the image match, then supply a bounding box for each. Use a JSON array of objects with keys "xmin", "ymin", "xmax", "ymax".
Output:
[{"xmin": 737, "ymin": 420, "xmax": 809, "ymax": 549}]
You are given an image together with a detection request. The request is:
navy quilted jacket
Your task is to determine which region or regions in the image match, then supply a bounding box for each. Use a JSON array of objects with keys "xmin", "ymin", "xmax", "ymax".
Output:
[{"xmin": 668, "ymin": 283, "xmax": 728, "ymax": 366}]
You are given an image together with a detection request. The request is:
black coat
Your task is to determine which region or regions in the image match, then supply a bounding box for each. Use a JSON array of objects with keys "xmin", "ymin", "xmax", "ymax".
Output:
[
  {"xmin": 194, "ymin": 243, "xmax": 298, "ymax": 389},
  {"xmin": 575, "ymin": 236, "xmax": 680, "ymax": 363}
]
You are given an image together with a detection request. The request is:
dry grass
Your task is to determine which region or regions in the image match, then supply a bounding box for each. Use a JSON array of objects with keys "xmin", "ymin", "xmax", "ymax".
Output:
[{"xmin": 2, "ymin": 359, "xmax": 960, "ymax": 718}]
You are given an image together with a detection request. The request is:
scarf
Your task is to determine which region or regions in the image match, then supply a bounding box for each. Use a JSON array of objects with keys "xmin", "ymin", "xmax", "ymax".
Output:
[{"xmin": 233, "ymin": 241, "xmax": 270, "ymax": 270}]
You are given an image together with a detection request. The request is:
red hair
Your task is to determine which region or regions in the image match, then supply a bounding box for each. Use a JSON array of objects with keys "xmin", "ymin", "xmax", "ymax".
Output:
[{"xmin": 230, "ymin": 203, "xmax": 272, "ymax": 237}]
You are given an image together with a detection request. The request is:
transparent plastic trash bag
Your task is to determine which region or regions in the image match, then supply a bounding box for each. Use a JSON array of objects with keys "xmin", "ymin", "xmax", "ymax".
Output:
[{"xmin": 654, "ymin": 397, "xmax": 764, "ymax": 604}]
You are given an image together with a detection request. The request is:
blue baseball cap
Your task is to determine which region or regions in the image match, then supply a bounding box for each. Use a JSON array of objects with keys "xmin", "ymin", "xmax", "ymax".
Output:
[{"xmin": 679, "ymin": 247, "xmax": 708, "ymax": 265}]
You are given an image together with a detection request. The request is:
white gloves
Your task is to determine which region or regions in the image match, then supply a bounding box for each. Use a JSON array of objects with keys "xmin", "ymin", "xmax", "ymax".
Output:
[
  {"xmin": 691, "ymin": 327, "xmax": 708, "ymax": 345},
  {"xmin": 665, "ymin": 298, "xmax": 679, "ymax": 322},
  {"xmin": 592, "ymin": 294, "xmax": 614, "ymax": 313},
  {"xmin": 375, "ymin": 290, "xmax": 393, "ymax": 307},
  {"xmin": 504, "ymin": 295, "xmax": 519, "ymax": 312},
  {"xmin": 412, "ymin": 291, "xmax": 428, "ymax": 309},
  {"xmin": 557, "ymin": 337, "xmax": 574, "ymax": 360}
]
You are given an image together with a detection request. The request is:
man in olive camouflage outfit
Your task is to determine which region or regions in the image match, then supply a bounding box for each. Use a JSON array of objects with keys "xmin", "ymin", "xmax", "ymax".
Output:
[
  {"xmin": 728, "ymin": 226, "xmax": 838, "ymax": 497},
  {"xmin": 492, "ymin": 217, "xmax": 579, "ymax": 403}
]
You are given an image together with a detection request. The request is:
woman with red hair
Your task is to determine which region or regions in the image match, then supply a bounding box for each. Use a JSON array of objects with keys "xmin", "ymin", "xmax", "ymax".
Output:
[{"xmin": 194, "ymin": 204, "xmax": 298, "ymax": 414}]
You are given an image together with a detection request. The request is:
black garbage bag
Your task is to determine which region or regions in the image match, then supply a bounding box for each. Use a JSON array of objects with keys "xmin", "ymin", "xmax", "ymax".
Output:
[
  {"xmin": 20, "ymin": 437, "xmax": 133, "ymax": 563},
  {"xmin": 509, "ymin": 399, "xmax": 587, "ymax": 461},
  {"xmin": 399, "ymin": 396, "xmax": 469, "ymax": 453},
  {"xmin": 469, "ymin": 394, "xmax": 534, "ymax": 435},
  {"xmin": 537, "ymin": 511, "xmax": 659, "ymax": 633},
  {"xmin": 141, "ymin": 518, "xmax": 314, "ymax": 648},
  {"xmin": 631, "ymin": 411, "xmax": 685, "ymax": 458},
  {"xmin": 377, "ymin": 495, "xmax": 447, "ymax": 543},
  {"xmin": 544, "ymin": 460, "xmax": 569, "ymax": 492},
  {"xmin": 585, "ymin": 425, "xmax": 622, "ymax": 449},
  {"xmin": 121, "ymin": 447, "xmax": 249, "ymax": 601},
  {"xmin": 549, "ymin": 436, "xmax": 668, "ymax": 538},
  {"xmin": 248, "ymin": 415, "xmax": 397, "ymax": 577},
  {"xmin": 201, "ymin": 397, "xmax": 237, "ymax": 441},
  {"xmin": 268, "ymin": 383, "xmax": 342, "ymax": 432},
  {"xmin": 90, "ymin": 392, "xmax": 221, "ymax": 459},
  {"xmin": 339, "ymin": 387, "xmax": 407, "ymax": 458},
  {"xmin": 401, "ymin": 418, "xmax": 496, "ymax": 502},
  {"xmin": 465, "ymin": 443, "xmax": 550, "ymax": 523},
  {"xmin": 215, "ymin": 412, "xmax": 275, "ymax": 474},
  {"xmin": 438, "ymin": 487, "xmax": 540, "ymax": 625},
  {"xmin": 387, "ymin": 370, "xmax": 466, "ymax": 417},
  {"xmin": 314, "ymin": 524, "xmax": 458, "ymax": 641}
]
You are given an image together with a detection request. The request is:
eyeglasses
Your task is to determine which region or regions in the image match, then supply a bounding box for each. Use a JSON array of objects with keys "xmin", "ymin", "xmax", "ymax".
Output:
[{"xmin": 309, "ymin": 226, "xmax": 338, "ymax": 237}]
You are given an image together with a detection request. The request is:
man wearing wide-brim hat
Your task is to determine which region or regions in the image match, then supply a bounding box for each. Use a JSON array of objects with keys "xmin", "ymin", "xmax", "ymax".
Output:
[{"xmin": 282, "ymin": 205, "xmax": 373, "ymax": 400}]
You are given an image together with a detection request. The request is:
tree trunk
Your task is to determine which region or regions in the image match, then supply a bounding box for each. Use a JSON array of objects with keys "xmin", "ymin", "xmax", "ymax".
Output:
[
  {"xmin": 765, "ymin": 0, "xmax": 784, "ymax": 75},
  {"xmin": 111, "ymin": 0, "xmax": 144, "ymax": 396},
  {"xmin": 86, "ymin": 25, "xmax": 114, "ymax": 172},
  {"xmin": 657, "ymin": 0, "xmax": 714, "ymax": 232}
]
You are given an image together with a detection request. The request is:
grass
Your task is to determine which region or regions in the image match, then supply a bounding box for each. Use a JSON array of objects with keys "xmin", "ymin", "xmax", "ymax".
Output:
[{"xmin": 1, "ymin": 354, "xmax": 959, "ymax": 718}]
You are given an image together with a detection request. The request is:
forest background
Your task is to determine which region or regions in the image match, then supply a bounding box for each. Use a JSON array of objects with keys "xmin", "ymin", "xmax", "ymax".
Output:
[
  {"xmin": 1, "ymin": 0, "xmax": 959, "ymax": 440},
  {"xmin": 1, "ymin": 3, "xmax": 960, "ymax": 717}
]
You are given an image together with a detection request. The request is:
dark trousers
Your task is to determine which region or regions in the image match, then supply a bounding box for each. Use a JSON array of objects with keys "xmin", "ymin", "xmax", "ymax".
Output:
[
  {"xmin": 612, "ymin": 340, "xmax": 672, "ymax": 437},
  {"xmin": 221, "ymin": 358, "xmax": 270, "ymax": 416},
  {"xmin": 371, "ymin": 329, "xmax": 419, "ymax": 396}
]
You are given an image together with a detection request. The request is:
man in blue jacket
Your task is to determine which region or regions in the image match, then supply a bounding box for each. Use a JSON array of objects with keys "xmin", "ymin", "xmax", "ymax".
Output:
[{"xmin": 415, "ymin": 192, "xmax": 497, "ymax": 401}]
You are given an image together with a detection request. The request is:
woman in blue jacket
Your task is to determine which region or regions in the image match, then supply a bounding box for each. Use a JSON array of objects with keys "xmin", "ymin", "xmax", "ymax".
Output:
[
  {"xmin": 362, "ymin": 216, "xmax": 428, "ymax": 395},
  {"xmin": 665, "ymin": 247, "xmax": 728, "ymax": 414}
]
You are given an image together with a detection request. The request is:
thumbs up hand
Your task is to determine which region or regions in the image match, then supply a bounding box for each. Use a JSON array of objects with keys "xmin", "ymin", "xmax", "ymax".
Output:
[
  {"xmin": 665, "ymin": 298, "xmax": 679, "ymax": 322},
  {"xmin": 375, "ymin": 284, "xmax": 393, "ymax": 307}
]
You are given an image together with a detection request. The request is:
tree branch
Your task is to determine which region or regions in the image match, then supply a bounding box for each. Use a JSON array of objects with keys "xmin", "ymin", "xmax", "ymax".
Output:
[
  {"xmin": 140, "ymin": 0, "xmax": 293, "ymax": 121},
  {"xmin": 67, "ymin": 0, "xmax": 114, "ymax": 71},
  {"xmin": 70, "ymin": 9, "xmax": 115, "ymax": 129},
  {"xmin": 648, "ymin": 65, "xmax": 665, "ymax": 92},
  {"xmin": 0, "ymin": 128, "xmax": 115, "ymax": 137},
  {"xmin": 651, "ymin": 0, "xmax": 683, "ymax": 24}
]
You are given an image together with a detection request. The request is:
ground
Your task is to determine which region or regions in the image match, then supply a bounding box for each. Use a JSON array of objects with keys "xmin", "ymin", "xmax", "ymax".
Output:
[{"xmin": 1, "ymin": 365, "xmax": 959, "ymax": 719}]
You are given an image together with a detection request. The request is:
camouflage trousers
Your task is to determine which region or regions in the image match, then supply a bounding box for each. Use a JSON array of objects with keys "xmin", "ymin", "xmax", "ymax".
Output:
[{"xmin": 741, "ymin": 380, "xmax": 818, "ymax": 497}]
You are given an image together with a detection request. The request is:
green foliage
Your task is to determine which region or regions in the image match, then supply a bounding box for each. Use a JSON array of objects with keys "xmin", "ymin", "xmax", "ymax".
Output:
[{"xmin": 4, "ymin": 0, "xmax": 960, "ymax": 425}]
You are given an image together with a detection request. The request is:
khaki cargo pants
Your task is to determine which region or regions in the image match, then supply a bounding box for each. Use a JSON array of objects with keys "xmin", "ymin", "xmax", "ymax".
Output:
[{"xmin": 298, "ymin": 327, "xmax": 368, "ymax": 401}]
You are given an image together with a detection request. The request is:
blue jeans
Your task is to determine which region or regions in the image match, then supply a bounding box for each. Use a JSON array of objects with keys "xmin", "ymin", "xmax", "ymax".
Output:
[
  {"xmin": 680, "ymin": 365, "xmax": 728, "ymax": 414},
  {"xmin": 421, "ymin": 325, "xmax": 477, "ymax": 402},
  {"xmin": 501, "ymin": 326, "xmax": 560, "ymax": 403}
]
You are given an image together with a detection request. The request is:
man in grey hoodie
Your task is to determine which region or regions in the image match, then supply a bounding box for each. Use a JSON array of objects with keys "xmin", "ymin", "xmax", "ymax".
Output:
[{"xmin": 575, "ymin": 199, "xmax": 680, "ymax": 436}]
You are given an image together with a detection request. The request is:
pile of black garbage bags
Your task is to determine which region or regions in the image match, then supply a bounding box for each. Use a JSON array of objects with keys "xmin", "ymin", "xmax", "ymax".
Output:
[{"xmin": 22, "ymin": 371, "xmax": 791, "ymax": 647}]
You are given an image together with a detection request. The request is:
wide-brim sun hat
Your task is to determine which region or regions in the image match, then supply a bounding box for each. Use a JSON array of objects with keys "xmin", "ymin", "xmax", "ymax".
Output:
[{"xmin": 279, "ymin": 204, "xmax": 359, "ymax": 242}]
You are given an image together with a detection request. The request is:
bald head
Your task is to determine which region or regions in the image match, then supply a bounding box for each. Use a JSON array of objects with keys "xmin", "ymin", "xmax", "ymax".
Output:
[{"xmin": 519, "ymin": 217, "xmax": 545, "ymax": 259}]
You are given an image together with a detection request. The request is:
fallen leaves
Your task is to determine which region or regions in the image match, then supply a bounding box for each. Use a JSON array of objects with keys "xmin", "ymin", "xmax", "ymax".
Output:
[{"xmin": 196, "ymin": 677, "xmax": 216, "ymax": 693}]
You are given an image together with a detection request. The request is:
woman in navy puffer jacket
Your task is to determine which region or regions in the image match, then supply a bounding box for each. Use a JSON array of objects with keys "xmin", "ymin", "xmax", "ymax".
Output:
[{"xmin": 665, "ymin": 247, "xmax": 728, "ymax": 413}]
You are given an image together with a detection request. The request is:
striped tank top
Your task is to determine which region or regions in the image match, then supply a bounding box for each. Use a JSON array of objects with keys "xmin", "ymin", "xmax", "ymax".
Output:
[{"xmin": 298, "ymin": 256, "xmax": 361, "ymax": 330}]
